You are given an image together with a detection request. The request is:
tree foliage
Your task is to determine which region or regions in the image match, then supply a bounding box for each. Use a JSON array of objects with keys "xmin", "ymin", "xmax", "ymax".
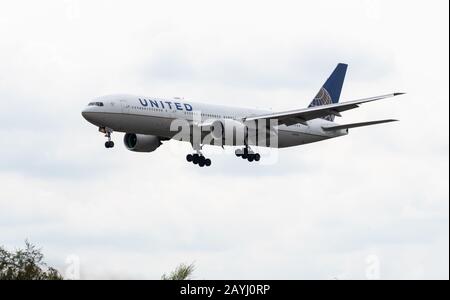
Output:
[
  {"xmin": 161, "ymin": 263, "xmax": 195, "ymax": 280},
  {"xmin": 0, "ymin": 241, "xmax": 63, "ymax": 280}
]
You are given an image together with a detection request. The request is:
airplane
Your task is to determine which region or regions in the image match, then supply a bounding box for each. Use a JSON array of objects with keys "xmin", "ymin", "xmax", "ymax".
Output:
[{"xmin": 82, "ymin": 63, "xmax": 404, "ymax": 167}]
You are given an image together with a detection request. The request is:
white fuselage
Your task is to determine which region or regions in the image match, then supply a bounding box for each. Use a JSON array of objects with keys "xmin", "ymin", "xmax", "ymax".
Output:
[{"xmin": 81, "ymin": 94, "xmax": 347, "ymax": 148}]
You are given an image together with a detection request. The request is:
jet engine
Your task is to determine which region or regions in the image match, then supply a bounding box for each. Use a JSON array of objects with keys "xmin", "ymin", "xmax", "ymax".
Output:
[{"xmin": 123, "ymin": 133, "xmax": 162, "ymax": 152}]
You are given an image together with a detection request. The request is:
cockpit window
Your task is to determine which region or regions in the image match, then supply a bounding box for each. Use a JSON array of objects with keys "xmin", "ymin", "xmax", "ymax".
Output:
[{"xmin": 88, "ymin": 102, "xmax": 104, "ymax": 107}]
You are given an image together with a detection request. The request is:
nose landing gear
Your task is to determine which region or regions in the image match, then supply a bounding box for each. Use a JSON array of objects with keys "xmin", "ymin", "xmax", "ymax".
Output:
[{"xmin": 100, "ymin": 127, "xmax": 115, "ymax": 148}]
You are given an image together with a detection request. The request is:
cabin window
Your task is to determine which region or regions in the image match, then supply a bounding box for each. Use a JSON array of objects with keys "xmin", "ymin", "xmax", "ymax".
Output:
[{"xmin": 88, "ymin": 102, "xmax": 104, "ymax": 107}]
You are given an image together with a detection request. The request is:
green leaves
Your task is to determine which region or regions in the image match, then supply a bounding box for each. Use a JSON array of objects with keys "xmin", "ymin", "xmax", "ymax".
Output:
[
  {"xmin": 161, "ymin": 263, "xmax": 195, "ymax": 280},
  {"xmin": 0, "ymin": 240, "xmax": 63, "ymax": 280}
]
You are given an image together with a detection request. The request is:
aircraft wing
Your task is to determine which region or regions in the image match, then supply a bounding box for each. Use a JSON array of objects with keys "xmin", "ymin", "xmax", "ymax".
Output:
[{"xmin": 244, "ymin": 93, "xmax": 404, "ymax": 126}]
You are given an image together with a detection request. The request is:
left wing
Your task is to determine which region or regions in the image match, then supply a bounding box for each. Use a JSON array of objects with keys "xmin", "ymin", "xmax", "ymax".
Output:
[{"xmin": 244, "ymin": 93, "xmax": 404, "ymax": 126}]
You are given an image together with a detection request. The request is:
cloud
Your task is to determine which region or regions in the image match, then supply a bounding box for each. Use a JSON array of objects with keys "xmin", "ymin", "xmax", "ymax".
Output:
[
  {"xmin": 0, "ymin": 0, "xmax": 448, "ymax": 280},
  {"xmin": 140, "ymin": 37, "xmax": 396, "ymax": 90}
]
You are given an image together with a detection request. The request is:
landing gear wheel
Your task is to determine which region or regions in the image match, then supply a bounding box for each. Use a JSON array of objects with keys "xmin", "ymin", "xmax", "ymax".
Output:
[
  {"xmin": 205, "ymin": 159, "xmax": 212, "ymax": 167},
  {"xmin": 187, "ymin": 153, "xmax": 212, "ymax": 167},
  {"xmin": 103, "ymin": 128, "xmax": 114, "ymax": 149},
  {"xmin": 193, "ymin": 155, "xmax": 199, "ymax": 164},
  {"xmin": 235, "ymin": 147, "xmax": 261, "ymax": 162},
  {"xmin": 105, "ymin": 141, "xmax": 114, "ymax": 148}
]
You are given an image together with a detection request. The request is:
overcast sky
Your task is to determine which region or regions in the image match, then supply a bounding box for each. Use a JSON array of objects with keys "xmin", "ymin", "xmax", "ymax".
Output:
[{"xmin": 0, "ymin": 0, "xmax": 448, "ymax": 279}]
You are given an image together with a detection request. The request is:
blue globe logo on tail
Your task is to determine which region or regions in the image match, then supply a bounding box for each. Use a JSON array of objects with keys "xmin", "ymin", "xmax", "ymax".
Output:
[
  {"xmin": 309, "ymin": 87, "xmax": 334, "ymax": 121},
  {"xmin": 308, "ymin": 63, "xmax": 348, "ymax": 122}
]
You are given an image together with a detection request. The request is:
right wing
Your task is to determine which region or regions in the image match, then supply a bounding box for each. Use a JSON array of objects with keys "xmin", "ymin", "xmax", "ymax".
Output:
[{"xmin": 244, "ymin": 93, "xmax": 405, "ymax": 126}]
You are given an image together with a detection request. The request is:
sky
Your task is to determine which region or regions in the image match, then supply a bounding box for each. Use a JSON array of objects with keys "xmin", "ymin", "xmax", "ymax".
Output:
[{"xmin": 0, "ymin": 0, "xmax": 448, "ymax": 279}]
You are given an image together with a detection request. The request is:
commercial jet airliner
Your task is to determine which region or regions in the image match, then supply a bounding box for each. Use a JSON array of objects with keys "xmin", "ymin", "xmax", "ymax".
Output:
[{"xmin": 82, "ymin": 63, "xmax": 403, "ymax": 167}]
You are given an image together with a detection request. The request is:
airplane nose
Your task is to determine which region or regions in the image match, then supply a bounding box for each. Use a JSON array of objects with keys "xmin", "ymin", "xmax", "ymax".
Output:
[
  {"xmin": 81, "ymin": 109, "xmax": 88, "ymax": 120},
  {"xmin": 81, "ymin": 107, "xmax": 93, "ymax": 121}
]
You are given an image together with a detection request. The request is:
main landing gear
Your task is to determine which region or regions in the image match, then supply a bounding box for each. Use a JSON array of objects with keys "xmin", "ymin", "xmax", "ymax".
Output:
[
  {"xmin": 186, "ymin": 153, "xmax": 212, "ymax": 168},
  {"xmin": 101, "ymin": 127, "xmax": 115, "ymax": 148},
  {"xmin": 235, "ymin": 147, "xmax": 260, "ymax": 162}
]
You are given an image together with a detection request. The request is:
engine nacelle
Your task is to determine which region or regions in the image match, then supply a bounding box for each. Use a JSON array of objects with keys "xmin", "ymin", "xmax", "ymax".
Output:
[
  {"xmin": 210, "ymin": 119, "xmax": 247, "ymax": 146},
  {"xmin": 123, "ymin": 133, "xmax": 162, "ymax": 152}
]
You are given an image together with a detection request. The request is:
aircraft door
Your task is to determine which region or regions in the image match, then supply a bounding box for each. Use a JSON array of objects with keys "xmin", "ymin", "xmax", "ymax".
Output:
[{"xmin": 120, "ymin": 100, "xmax": 130, "ymax": 113}]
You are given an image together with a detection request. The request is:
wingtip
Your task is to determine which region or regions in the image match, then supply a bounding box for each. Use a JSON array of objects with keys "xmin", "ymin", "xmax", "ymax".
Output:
[
  {"xmin": 381, "ymin": 119, "xmax": 399, "ymax": 123},
  {"xmin": 394, "ymin": 92, "xmax": 406, "ymax": 96}
]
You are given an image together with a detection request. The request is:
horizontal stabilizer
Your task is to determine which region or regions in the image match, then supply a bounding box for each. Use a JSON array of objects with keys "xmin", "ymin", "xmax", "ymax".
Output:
[{"xmin": 322, "ymin": 119, "xmax": 398, "ymax": 131}]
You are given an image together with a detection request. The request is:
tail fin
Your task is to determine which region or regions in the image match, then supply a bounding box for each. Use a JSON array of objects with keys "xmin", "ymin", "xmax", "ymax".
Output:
[{"xmin": 308, "ymin": 63, "xmax": 348, "ymax": 121}]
